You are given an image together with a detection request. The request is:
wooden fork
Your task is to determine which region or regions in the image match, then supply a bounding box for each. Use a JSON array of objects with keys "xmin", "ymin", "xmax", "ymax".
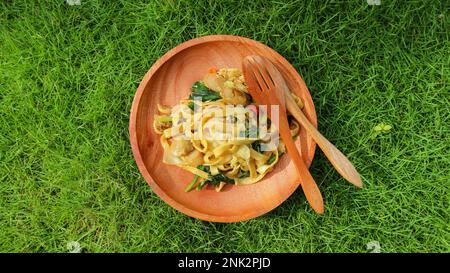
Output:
[
  {"xmin": 253, "ymin": 56, "xmax": 363, "ymax": 188},
  {"xmin": 243, "ymin": 55, "xmax": 325, "ymax": 214}
]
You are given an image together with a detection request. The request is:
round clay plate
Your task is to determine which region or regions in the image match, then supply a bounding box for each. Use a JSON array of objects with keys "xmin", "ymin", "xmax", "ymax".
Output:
[{"xmin": 129, "ymin": 35, "xmax": 317, "ymax": 222}]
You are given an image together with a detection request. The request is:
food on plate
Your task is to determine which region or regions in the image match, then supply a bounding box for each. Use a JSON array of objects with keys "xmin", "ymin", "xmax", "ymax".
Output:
[{"xmin": 153, "ymin": 68, "xmax": 303, "ymax": 192}]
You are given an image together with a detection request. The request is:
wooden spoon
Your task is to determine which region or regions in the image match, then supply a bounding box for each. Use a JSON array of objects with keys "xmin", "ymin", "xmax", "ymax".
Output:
[
  {"xmin": 243, "ymin": 55, "xmax": 325, "ymax": 214},
  {"xmin": 253, "ymin": 55, "xmax": 363, "ymax": 188}
]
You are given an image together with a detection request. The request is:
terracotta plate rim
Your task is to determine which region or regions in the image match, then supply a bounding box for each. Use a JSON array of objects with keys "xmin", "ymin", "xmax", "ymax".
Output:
[{"xmin": 129, "ymin": 34, "xmax": 317, "ymax": 223}]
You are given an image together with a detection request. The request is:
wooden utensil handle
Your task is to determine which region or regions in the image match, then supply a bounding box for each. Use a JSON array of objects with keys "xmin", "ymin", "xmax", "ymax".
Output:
[
  {"xmin": 285, "ymin": 95, "xmax": 363, "ymax": 188},
  {"xmin": 277, "ymin": 115, "xmax": 324, "ymax": 214}
]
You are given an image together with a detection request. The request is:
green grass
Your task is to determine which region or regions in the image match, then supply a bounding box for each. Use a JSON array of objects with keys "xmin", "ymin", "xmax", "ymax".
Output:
[{"xmin": 0, "ymin": 0, "xmax": 449, "ymax": 253}]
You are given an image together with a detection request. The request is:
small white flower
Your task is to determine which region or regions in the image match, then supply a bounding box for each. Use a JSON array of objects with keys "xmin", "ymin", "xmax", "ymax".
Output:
[
  {"xmin": 66, "ymin": 0, "xmax": 81, "ymax": 6},
  {"xmin": 67, "ymin": 241, "xmax": 82, "ymax": 253},
  {"xmin": 366, "ymin": 240, "xmax": 381, "ymax": 253},
  {"xmin": 367, "ymin": 0, "xmax": 381, "ymax": 5}
]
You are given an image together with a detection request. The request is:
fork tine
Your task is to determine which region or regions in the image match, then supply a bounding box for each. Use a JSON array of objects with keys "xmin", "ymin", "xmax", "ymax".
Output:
[
  {"xmin": 244, "ymin": 56, "xmax": 280, "ymax": 120},
  {"xmin": 252, "ymin": 56, "xmax": 275, "ymax": 90},
  {"xmin": 259, "ymin": 57, "xmax": 287, "ymax": 107},
  {"xmin": 252, "ymin": 56, "xmax": 288, "ymax": 110},
  {"xmin": 242, "ymin": 56, "xmax": 264, "ymax": 102},
  {"xmin": 243, "ymin": 56, "xmax": 276, "ymax": 119},
  {"xmin": 248, "ymin": 57, "xmax": 271, "ymax": 92}
]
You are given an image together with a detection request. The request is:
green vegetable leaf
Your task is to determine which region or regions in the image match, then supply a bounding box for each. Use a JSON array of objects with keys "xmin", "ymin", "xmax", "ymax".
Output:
[
  {"xmin": 267, "ymin": 154, "xmax": 276, "ymax": 164},
  {"xmin": 189, "ymin": 81, "xmax": 222, "ymax": 101},
  {"xmin": 187, "ymin": 101, "xmax": 195, "ymax": 111},
  {"xmin": 184, "ymin": 175, "xmax": 199, "ymax": 192},
  {"xmin": 252, "ymin": 141, "xmax": 263, "ymax": 153},
  {"xmin": 196, "ymin": 180, "xmax": 207, "ymax": 191},
  {"xmin": 207, "ymin": 173, "xmax": 235, "ymax": 185},
  {"xmin": 238, "ymin": 171, "xmax": 250, "ymax": 179},
  {"xmin": 195, "ymin": 165, "xmax": 235, "ymax": 188},
  {"xmin": 186, "ymin": 166, "xmax": 209, "ymax": 192}
]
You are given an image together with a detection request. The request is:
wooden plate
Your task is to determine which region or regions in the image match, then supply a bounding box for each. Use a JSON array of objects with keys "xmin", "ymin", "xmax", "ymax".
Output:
[{"xmin": 129, "ymin": 35, "xmax": 317, "ymax": 222}]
